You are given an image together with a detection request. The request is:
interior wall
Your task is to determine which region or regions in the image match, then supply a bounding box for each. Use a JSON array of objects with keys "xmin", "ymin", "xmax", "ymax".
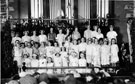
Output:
[
  {"xmin": 9, "ymin": 0, "xmax": 29, "ymax": 19},
  {"xmin": 9, "ymin": 0, "xmax": 19, "ymax": 19},
  {"xmin": 20, "ymin": 0, "xmax": 28, "ymax": 18},
  {"xmin": 114, "ymin": 0, "xmax": 134, "ymax": 43},
  {"xmin": 8, "ymin": 0, "xmax": 135, "ymax": 43}
]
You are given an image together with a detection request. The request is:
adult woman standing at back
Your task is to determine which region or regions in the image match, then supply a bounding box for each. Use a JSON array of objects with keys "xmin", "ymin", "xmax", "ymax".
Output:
[{"xmin": 48, "ymin": 28, "xmax": 56, "ymax": 43}]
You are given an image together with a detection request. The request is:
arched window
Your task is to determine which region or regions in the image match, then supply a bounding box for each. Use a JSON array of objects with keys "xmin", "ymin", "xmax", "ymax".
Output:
[{"xmin": 31, "ymin": 0, "xmax": 43, "ymax": 18}]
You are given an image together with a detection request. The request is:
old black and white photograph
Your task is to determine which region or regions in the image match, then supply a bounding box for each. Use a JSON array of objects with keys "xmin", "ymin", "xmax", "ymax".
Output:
[{"xmin": 1, "ymin": 0, "xmax": 135, "ymax": 84}]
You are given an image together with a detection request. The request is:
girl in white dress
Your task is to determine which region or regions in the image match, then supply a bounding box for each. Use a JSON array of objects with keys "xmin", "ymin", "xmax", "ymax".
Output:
[
  {"xmin": 46, "ymin": 57, "xmax": 54, "ymax": 74},
  {"xmin": 25, "ymin": 42, "xmax": 33, "ymax": 58},
  {"xmin": 53, "ymin": 53, "xmax": 62, "ymax": 74},
  {"xmin": 100, "ymin": 38, "xmax": 111, "ymax": 66},
  {"xmin": 84, "ymin": 25, "xmax": 92, "ymax": 40},
  {"xmin": 22, "ymin": 54, "xmax": 31, "ymax": 72},
  {"xmin": 106, "ymin": 25, "xmax": 117, "ymax": 42},
  {"xmin": 71, "ymin": 40, "xmax": 79, "ymax": 55},
  {"xmin": 91, "ymin": 25, "xmax": 98, "ymax": 38},
  {"xmin": 21, "ymin": 43, "xmax": 27, "ymax": 56},
  {"xmin": 69, "ymin": 52, "xmax": 79, "ymax": 71},
  {"xmin": 64, "ymin": 36, "xmax": 73, "ymax": 53},
  {"xmin": 53, "ymin": 42, "xmax": 61, "ymax": 54},
  {"xmin": 110, "ymin": 38, "xmax": 119, "ymax": 66},
  {"xmin": 37, "ymin": 55, "xmax": 47, "ymax": 73},
  {"xmin": 46, "ymin": 41, "xmax": 54, "ymax": 57},
  {"xmin": 13, "ymin": 43, "xmax": 23, "ymax": 71},
  {"xmin": 78, "ymin": 52, "xmax": 87, "ymax": 73},
  {"xmin": 92, "ymin": 38, "xmax": 101, "ymax": 73},
  {"xmin": 78, "ymin": 37, "xmax": 87, "ymax": 53},
  {"xmin": 86, "ymin": 38, "xmax": 93, "ymax": 65},
  {"xmin": 31, "ymin": 30, "xmax": 39, "ymax": 42},
  {"xmin": 31, "ymin": 54, "xmax": 39, "ymax": 73},
  {"xmin": 92, "ymin": 38, "xmax": 101, "ymax": 67},
  {"xmin": 32, "ymin": 42, "xmax": 40, "ymax": 56},
  {"xmin": 96, "ymin": 28, "xmax": 104, "ymax": 40},
  {"xmin": 22, "ymin": 54, "xmax": 31, "ymax": 67},
  {"xmin": 56, "ymin": 29, "xmax": 65, "ymax": 47},
  {"xmin": 22, "ymin": 31, "xmax": 31, "ymax": 42},
  {"xmin": 39, "ymin": 30, "xmax": 48, "ymax": 43},
  {"xmin": 39, "ymin": 42, "xmax": 47, "ymax": 56},
  {"xmin": 72, "ymin": 27, "xmax": 81, "ymax": 40},
  {"xmin": 60, "ymin": 47, "xmax": 69, "ymax": 73}
]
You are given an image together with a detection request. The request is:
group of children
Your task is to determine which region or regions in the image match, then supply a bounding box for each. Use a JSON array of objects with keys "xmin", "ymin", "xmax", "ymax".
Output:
[{"xmin": 12, "ymin": 25, "xmax": 119, "ymax": 74}]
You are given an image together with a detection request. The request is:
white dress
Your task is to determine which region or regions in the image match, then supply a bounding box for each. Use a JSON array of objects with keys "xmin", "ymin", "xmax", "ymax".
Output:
[
  {"xmin": 53, "ymin": 56, "xmax": 62, "ymax": 73},
  {"xmin": 100, "ymin": 45, "xmax": 110, "ymax": 65},
  {"xmin": 31, "ymin": 59, "xmax": 39, "ymax": 67},
  {"xmin": 96, "ymin": 33, "xmax": 104, "ymax": 39},
  {"xmin": 91, "ymin": 31, "xmax": 98, "ymax": 38},
  {"xmin": 31, "ymin": 35, "xmax": 39, "ymax": 42},
  {"xmin": 72, "ymin": 32, "xmax": 80, "ymax": 40},
  {"xmin": 64, "ymin": 41, "xmax": 73, "ymax": 51},
  {"xmin": 71, "ymin": 44, "xmax": 79, "ymax": 54},
  {"xmin": 107, "ymin": 31, "xmax": 117, "ymax": 41},
  {"xmin": 14, "ymin": 46, "xmax": 23, "ymax": 66},
  {"xmin": 78, "ymin": 58, "xmax": 87, "ymax": 73},
  {"xmin": 86, "ymin": 44, "xmax": 93, "ymax": 63},
  {"xmin": 46, "ymin": 46, "xmax": 54, "ymax": 57},
  {"xmin": 60, "ymin": 51, "xmax": 68, "ymax": 67},
  {"xmin": 92, "ymin": 44, "xmax": 101, "ymax": 67},
  {"xmin": 53, "ymin": 47, "xmax": 61, "ymax": 54},
  {"xmin": 39, "ymin": 47, "xmax": 46, "ymax": 56},
  {"xmin": 78, "ymin": 43, "xmax": 87, "ymax": 52},
  {"xmin": 84, "ymin": 29, "xmax": 92, "ymax": 39},
  {"xmin": 56, "ymin": 34, "xmax": 65, "ymax": 47},
  {"xmin": 23, "ymin": 58, "xmax": 31, "ymax": 67},
  {"xmin": 60, "ymin": 51, "xmax": 69, "ymax": 73},
  {"xmin": 37, "ymin": 59, "xmax": 47, "ymax": 73},
  {"xmin": 69, "ymin": 56, "xmax": 79, "ymax": 67},
  {"xmin": 24, "ymin": 47, "xmax": 33, "ymax": 57},
  {"xmin": 110, "ymin": 44, "xmax": 119, "ymax": 63},
  {"xmin": 22, "ymin": 36, "xmax": 31, "ymax": 42},
  {"xmin": 47, "ymin": 63, "xmax": 54, "ymax": 74},
  {"xmin": 31, "ymin": 59, "xmax": 39, "ymax": 73},
  {"xmin": 39, "ymin": 35, "xmax": 47, "ymax": 43}
]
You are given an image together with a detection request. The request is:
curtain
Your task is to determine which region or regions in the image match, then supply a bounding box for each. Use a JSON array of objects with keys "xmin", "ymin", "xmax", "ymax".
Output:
[
  {"xmin": 97, "ymin": 0, "xmax": 109, "ymax": 18},
  {"xmin": 78, "ymin": 0, "xmax": 90, "ymax": 22},
  {"xmin": 65, "ymin": 0, "xmax": 74, "ymax": 19},
  {"xmin": 31, "ymin": 0, "xmax": 35, "ymax": 18},
  {"xmin": 49, "ymin": 0, "xmax": 61, "ymax": 20},
  {"xmin": 78, "ymin": 0, "xmax": 90, "ymax": 19},
  {"xmin": 31, "ymin": 0, "xmax": 43, "ymax": 18}
]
